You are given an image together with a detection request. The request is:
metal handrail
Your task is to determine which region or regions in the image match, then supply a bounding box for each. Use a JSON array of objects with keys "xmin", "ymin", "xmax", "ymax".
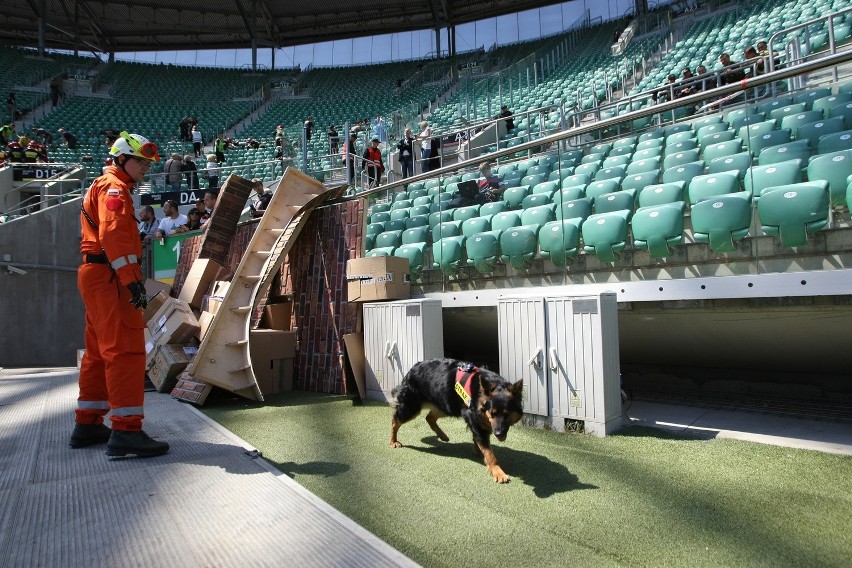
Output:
[{"xmin": 342, "ymin": 47, "xmax": 852, "ymax": 204}]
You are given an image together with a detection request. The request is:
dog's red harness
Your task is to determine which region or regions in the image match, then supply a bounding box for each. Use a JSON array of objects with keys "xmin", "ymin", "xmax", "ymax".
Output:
[{"xmin": 455, "ymin": 365, "xmax": 477, "ymax": 407}]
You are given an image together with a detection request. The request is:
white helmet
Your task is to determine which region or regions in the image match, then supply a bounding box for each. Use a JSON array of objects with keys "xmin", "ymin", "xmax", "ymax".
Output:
[{"xmin": 109, "ymin": 131, "xmax": 160, "ymax": 162}]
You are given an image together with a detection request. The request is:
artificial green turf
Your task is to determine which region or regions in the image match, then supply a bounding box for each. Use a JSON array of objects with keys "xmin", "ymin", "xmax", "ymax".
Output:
[{"xmin": 202, "ymin": 391, "xmax": 852, "ymax": 568}]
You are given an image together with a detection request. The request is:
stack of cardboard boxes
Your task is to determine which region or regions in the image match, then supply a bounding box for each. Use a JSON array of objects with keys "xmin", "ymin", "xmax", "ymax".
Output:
[{"xmin": 251, "ymin": 299, "xmax": 297, "ymax": 395}]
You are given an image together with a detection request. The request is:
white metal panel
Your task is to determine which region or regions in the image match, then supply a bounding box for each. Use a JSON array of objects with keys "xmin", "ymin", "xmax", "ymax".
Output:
[
  {"xmin": 498, "ymin": 298, "xmax": 548, "ymax": 416},
  {"xmin": 420, "ymin": 300, "xmax": 445, "ymax": 362}
]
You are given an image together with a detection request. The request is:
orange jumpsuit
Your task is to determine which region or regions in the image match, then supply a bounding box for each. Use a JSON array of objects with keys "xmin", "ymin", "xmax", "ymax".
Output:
[{"xmin": 77, "ymin": 165, "xmax": 147, "ymax": 431}]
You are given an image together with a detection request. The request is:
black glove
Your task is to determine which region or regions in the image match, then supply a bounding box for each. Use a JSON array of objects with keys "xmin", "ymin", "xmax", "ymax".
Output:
[{"xmin": 127, "ymin": 280, "xmax": 147, "ymax": 310}]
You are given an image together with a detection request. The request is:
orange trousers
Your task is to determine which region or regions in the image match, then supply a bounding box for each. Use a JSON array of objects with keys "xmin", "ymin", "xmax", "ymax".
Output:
[{"xmin": 76, "ymin": 263, "xmax": 146, "ymax": 431}]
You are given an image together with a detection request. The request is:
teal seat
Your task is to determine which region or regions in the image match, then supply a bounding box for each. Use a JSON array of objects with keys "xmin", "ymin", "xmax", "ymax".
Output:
[
  {"xmin": 521, "ymin": 174, "xmax": 546, "ymax": 187},
  {"xmin": 816, "ymin": 130, "xmax": 852, "ymax": 155},
  {"xmin": 758, "ymin": 139, "xmax": 810, "ymax": 166},
  {"xmin": 737, "ymin": 119, "xmax": 776, "ymax": 142},
  {"xmin": 366, "ymin": 246, "xmax": 395, "ymax": 257},
  {"xmin": 757, "ymin": 181, "xmax": 830, "ymax": 247},
  {"xmin": 500, "ymin": 225, "xmax": 540, "ymax": 269},
  {"xmin": 744, "ymin": 159, "xmax": 803, "ymax": 199},
  {"xmin": 768, "ymin": 103, "xmax": 807, "ymax": 123},
  {"xmin": 503, "ymin": 185, "xmax": 531, "ymax": 209},
  {"xmin": 370, "ymin": 211, "xmax": 390, "ymax": 224},
  {"xmin": 847, "ymin": 174, "xmax": 852, "ymax": 212},
  {"xmin": 393, "ymin": 242, "xmax": 426, "ymax": 280},
  {"xmin": 432, "ymin": 236, "xmax": 467, "ymax": 275},
  {"xmin": 829, "ymin": 101, "xmax": 852, "ymax": 128},
  {"xmin": 698, "ymin": 130, "xmax": 737, "ymax": 151},
  {"xmin": 412, "ymin": 195, "xmax": 432, "ymax": 207},
  {"xmin": 432, "ymin": 220, "xmax": 463, "ymax": 241},
  {"xmin": 594, "ymin": 190, "xmax": 635, "ymax": 216},
  {"xmin": 408, "ymin": 188, "xmax": 428, "ymax": 201},
  {"xmin": 532, "ymin": 181, "xmax": 559, "ymax": 195},
  {"xmin": 401, "ymin": 225, "xmax": 430, "ymax": 245},
  {"xmin": 556, "ymin": 197, "xmax": 593, "ymax": 221},
  {"xmin": 480, "ymin": 201, "xmax": 507, "ymax": 216},
  {"xmin": 367, "ymin": 222, "xmax": 385, "ymax": 237},
  {"xmin": 632, "ymin": 147, "xmax": 663, "ymax": 160},
  {"xmin": 797, "ymin": 117, "xmax": 845, "ymax": 151},
  {"xmin": 521, "ymin": 192, "xmax": 554, "ymax": 209},
  {"xmin": 525, "ymin": 165, "xmax": 549, "ymax": 178},
  {"xmin": 390, "ymin": 199, "xmax": 412, "ymax": 211},
  {"xmin": 756, "ymin": 97, "xmax": 793, "ymax": 116},
  {"xmin": 663, "ymin": 149, "xmax": 701, "ymax": 170},
  {"xmin": 491, "ymin": 211, "xmax": 522, "ymax": 232},
  {"xmin": 631, "ymin": 202, "xmax": 686, "ymax": 258},
  {"xmin": 793, "ymin": 87, "xmax": 832, "ymax": 110},
  {"xmin": 589, "ymin": 142, "xmax": 612, "ymax": 155},
  {"xmin": 621, "ymin": 170, "xmax": 661, "ymax": 193},
  {"xmin": 462, "ymin": 215, "xmax": 492, "ymax": 237},
  {"xmin": 613, "ymin": 136, "xmax": 637, "ymax": 149},
  {"xmin": 637, "ymin": 182, "xmax": 685, "ymax": 208},
  {"xmin": 562, "ymin": 173, "xmax": 591, "ymax": 188},
  {"xmin": 406, "ymin": 215, "xmax": 430, "ymax": 229},
  {"xmin": 581, "ymin": 152, "xmax": 605, "ymax": 165},
  {"xmin": 369, "ymin": 203, "xmax": 391, "ymax": 215},
  {"xmin": 410, "ymin": 204, "xmax": 431, "ymax": 217},
  {"xmin": 594, "ymin": 165, "xmax": 626, "ymax": 181},
  {"xmin": 375, "ymin": 230, "xmax": 403, "ymax": 249},
  {"xmin": 586, "ymin": 179, "xmax": 621, "ymax": 200},
  {"xmin": 688, "ymin": 172, "xmax": 741, "ymax": 204},
  {"xmin": 696, "ymin": 123, "xmax": 729, "ymax": 144},
  {"xmin": 521, "ymin": 204, "xmax": 556, "ymax": 229},
  {"xmin": 780, "ymin": 111, "xmax": 824, "ymax": 137},
  {"xmin": 708, "ymin": 152, "xmax": 753, "ymax": 179},
  {"xmin": 664, "ymin": 139, "xmax": 699, "ymax": 156},
  {"xmin": 574, "ymin": 162, "xmax": 600, "ymax": 178},
  {"xmin": 453, "ymin": 205, "xmax": 481, "ymax": 223},
  {"xmin": 428, "ymin": 210, "xmax": 453, "ymax": 228},
  {"xmin": 538, "ymin": 218, "xmax": 583, "ymax": 267},
  {"xmin": 389, "ymin": 208, "xmax": 410, "ymax": 222},
  {"xmin": 806, "ymin": 149, "xmax": 852, "ymax": 207},
  {"xmin": 636, "ymin": 138, "xmax": 664, "ymax": 150},
  {"xmin": 746, "ymin": 129, "xmax": 791, "ymax": 155},
  {"xmin": 662, "ymin": 161, "xmax": 705, "ymax": 188},
  {"xmin": 702, "ymin": 139, "xmax": 743, "ymax": 163},
  {"xmin": 602, "ymin": 154, "xmax": 631, "ymax": 168},
  {"xmin": 730, "ymin": 112, "xmax": 766, "ymax": 132},
  {"xmin": 496, "ymin": 164, "xmax": 517, "ymax": 175},
  {"xmin": 384, "ymin": 219, "xmax": 407, "ymax": 232},
  {"xmin": 582, "ymin": 210, "xmax": 630, "ymax": 262},
  {"xmin": 407, "ymin": 181, "xmax": 425, "ymax": 193},
  {"xmin": 638, "ymin": 129, "xmax": 665, "ymax": 142},
  {"xmin": 691, "ymin": 194, "xmax": 753, "ymax": 252},
  {"xmin": 665, "ymin": 130, "xmax": 695, "ymax": 145},
  {"xmin": 393, "ymin": 191, "xmax": 410, "ymax": 202},
  {"xmin": 559, "ymin": 185, "xmax": 585, "ymax": 202},
  {"xmin": 465, "ymin": 231, "xmax": 501, "ymax": 274},
  {"xmin": 626, "ymin": 156, "xmax": 661, "ymax": 175},
  {"xmin": 693, "ymin": 115, "xmax": 724, "ymax": 129}
]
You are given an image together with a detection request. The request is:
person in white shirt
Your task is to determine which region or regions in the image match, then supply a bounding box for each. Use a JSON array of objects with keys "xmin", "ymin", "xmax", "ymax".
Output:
[
  {"xmin": 154, "ymin": 199, "xmax": 188, "ymax": 238},
  {"xmin": 205, "ymin": 154, "xmax": 220, "ymax": 191},
  {"xmin": 191, "ymin": 125, "xmax": 203, "ymax": 157},
  {"xmin": 416, "ymin": 120, "xmax": 433, "ymax": 173}
]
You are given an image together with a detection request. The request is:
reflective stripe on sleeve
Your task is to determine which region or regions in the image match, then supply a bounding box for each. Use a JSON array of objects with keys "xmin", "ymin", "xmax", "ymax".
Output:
[
  {"xmin": 110, "ymin": 254, "xmax": 138, "ymax": 270},
  {"xmin": 111, "ymin": 406, "xmax": 145, "ymax": 416},
  {"xmin": 77, "ymin": 400, "xmax": 110, "ymax": 410}
]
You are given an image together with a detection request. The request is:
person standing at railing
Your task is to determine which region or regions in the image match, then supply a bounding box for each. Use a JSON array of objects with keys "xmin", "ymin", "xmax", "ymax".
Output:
[
  {"xmin": 191, "ymin": 125, "xmax": 203, "ymax": 158},
  {"xmin": 345, "ymin": 132, "xmax": 359, "ymax": 184},
  {"xmin": 204, "ymin": 154, "xmax": 219, "ymax": 191},
  {"xmin": 304, "ymin": 116, "xmax": 314, "ymax": 142},
  {"xmin": 74, "ymin": 131, "xmax": 169, "ymax": 457},
  {"xmin": 5, "ymin": 93, "xmax": 15, "ymax": 123},
  {"xmin": 499, "ymin": 105, "xmax": 514, "ymax": 131},
  {"xmin": 58, "ymin": 128, "xmax": 77, "ymax": 149},
  {"xmin": 416, "ymin": 120, "xmax": 433, "ymax": 173},
  {"xmin": 183, "ymin": 155, "xmax": 200, "ymax": 190},
  {"xmin": 718, "ymin": 53, "xmax": 746, "ymax": 85},
  {"xmin": 362, "ymin": 138, "xmax": 384, "ymax": 189},
  {"xmin": 250, "ymin": 179, "xmax": 272, "ymax": 218},
  {"xmin": 328, "ymin": 125, "xmax": 340, "ymax": 155},
  {"xmin": 214, "ymin": 134, "xmax": 227, "ymax": 163},
  {"xmin": 397, "ymin": 128, "xmax": 415, "ymax": 179},
  {"xmin": 163, "ymin": 153, "xmax": 183, "ymax": 192}
]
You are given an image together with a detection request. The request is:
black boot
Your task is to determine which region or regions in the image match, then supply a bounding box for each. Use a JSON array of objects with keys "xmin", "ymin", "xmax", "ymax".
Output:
[
  {"xmin": 106, "ymin": 430, "xmax": 170, "ymax": 458},
  {"xmin": 69, "ymin": 423, "xmax": 112, "ymax": 448}
]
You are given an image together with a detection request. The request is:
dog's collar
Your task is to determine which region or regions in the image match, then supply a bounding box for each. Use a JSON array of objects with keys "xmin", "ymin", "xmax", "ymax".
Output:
[{"xmin": 455, "ymin": 366, "xmax": 478, "ymax": 407}]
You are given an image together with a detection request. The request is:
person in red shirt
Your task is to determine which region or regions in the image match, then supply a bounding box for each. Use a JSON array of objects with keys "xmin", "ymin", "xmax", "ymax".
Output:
[
  {"xmin": 361, "ymin": 138, "xmax": 384, "ymax": 188},
  {"xmin": 72, "ymin": 131, "xmax": 169, "ymax": 457}
]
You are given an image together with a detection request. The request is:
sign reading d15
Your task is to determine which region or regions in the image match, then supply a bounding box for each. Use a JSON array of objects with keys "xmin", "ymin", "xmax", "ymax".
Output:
[{"xmin": 13, "ymin": 166, "xmax": 63, "ymax": 181}]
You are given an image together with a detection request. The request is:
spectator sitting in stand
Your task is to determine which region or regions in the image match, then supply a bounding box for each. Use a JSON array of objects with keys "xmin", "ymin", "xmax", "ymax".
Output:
[
  {"xmin": 57, "ymin": 128, "xmax": 77, "ymax": 149},
  {"xmin": 102, "ymin": 157, "xmax": 113, "ymax": 175},
  {"xmin": 476, "ymin": 162, "xmax": 506, "ymax": 203},
  {"xmin": 743, "ymin": 46, "xmax": 764, "ymax": 75},
  {"xmin": 652, "ymin": 74, "xmax": 679, "ymax": 103},
  {"xmin": 250, "ymin": 178, "xmax": 272, "ymax": 218},
  {"xmin": 137, "ymin": 205, "xmax": 158, "ymax": 242},
  {"xmin": 203, "ymin": 190, "xmax": 218, "ymax": 220},
  {"xmin": 757, "ymin": 40, "xmax": 782, "ymax": 70},
  {"xmin": 498, "ymin": 105, "xmax": 515, "ymax": 131},
  {"xmin": 184, "ymin": 208, "xmax": 204, "ymax": 231},
  {"xmin": 154, "ymin": 199, "xmax": 187, "ymax": 238},
  {"xmin": 193, "ymin": 198, "xmax": 209, "ymax": 224},
  {"xmin": 718, "ymin": 53, "xmax": 746, "ymax": 85},
  {"xmin": 182, "ymin": 155, "xmax": 199, "ymax": 190},
  {"xmin": 678, "ymin": 67, "xmax": 697, "ymax": 97}
]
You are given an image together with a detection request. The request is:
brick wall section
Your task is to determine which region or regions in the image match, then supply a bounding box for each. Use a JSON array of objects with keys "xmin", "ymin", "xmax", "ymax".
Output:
[
  {"xmin": 173, "ymin": 198, "xmax": 365, "ymax": 395},
  {"xmin": 198, "ymin": 175, "xmax": 254, "ymax": 266}
]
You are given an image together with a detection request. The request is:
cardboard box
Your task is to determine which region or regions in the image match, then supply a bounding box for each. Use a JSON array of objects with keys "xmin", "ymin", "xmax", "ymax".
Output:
[
  {"xmin": 145, "ymin": 328, "xmax": 157, "ymax": 369},
  {"xmin": 346, "ymin": 257, "xmax": 410, "ymax": 302},
  {"xmin": 143, "ymin": 291, "xmax": 170, "ymax": 323},
  {"xmin": 197, "ymin": 311, "xmax": 214, "ymax": 341},
  {"xmin": 147, "ymin": 297, "xmax": 182, "ymax": 334},
  {"xmin": 250, "ymin": 330, "xmax": 297, "ymax": 392},
  {"xmin": 257, "ymin": 358, "xmax": 294, "ymax": 395},
  {"xmin": 144, "ymin": 279, "xmax": 172, "ymax": 301},
  {"xmin": 260, "ymin": 302, "xmax": 293, "ymax": 330},
  {"xmin": 149, "ymin": 344, "xmax": 197, "ymax": 393},
  {"xmin": 178, "ymin": 258, "xmax": 222, "ymax": 309},
  {"xmin": 207, "ymin": 296, "xmax": 223, "ymax": 316},
  {"xmin": 153, "ymin": 307, "xmax": 200, "ymax": 346}
]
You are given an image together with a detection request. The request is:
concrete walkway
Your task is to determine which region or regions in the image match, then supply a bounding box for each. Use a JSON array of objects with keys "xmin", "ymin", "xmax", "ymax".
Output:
[{"xmin": 0, "ymin": 367, "xmax": 419, "ymax": 567}]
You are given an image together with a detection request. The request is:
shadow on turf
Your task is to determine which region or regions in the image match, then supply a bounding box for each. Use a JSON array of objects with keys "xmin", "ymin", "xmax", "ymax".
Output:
[
  {"xmin": 266, "ymin": 459, "xmax": 352, "ymax": 479},
  {"xmin": 410, "ymin": 436, "xmax": 597, "ymax": 497}
]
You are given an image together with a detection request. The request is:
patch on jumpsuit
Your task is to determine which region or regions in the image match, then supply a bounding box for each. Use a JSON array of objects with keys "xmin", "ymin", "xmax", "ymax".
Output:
[{"xmin": 105, "ymin": 188, "xmax": 123, "ymax": 211}]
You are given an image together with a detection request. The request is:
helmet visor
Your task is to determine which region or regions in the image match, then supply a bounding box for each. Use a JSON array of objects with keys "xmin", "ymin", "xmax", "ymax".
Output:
[{"xmin": 120, "ymin": 131, "xmax": 160, "ymax": 162}]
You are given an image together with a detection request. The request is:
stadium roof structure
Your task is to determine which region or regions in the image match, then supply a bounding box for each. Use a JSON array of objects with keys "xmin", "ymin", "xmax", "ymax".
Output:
[{"xmin": 2, "ymin": 0, "xmax": 573, "ymax": 54}]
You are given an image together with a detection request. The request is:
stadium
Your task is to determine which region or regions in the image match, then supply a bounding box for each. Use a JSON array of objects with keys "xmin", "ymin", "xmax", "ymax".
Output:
[{"xmin": 0, "ymin": 0, "xmax": 851, "ymax": 565}]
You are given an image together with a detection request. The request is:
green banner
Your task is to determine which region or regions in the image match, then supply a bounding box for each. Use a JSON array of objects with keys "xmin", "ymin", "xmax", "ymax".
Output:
[{"xmin": 151, "ymin": 232, "xmax": 200, "ymax": 284}]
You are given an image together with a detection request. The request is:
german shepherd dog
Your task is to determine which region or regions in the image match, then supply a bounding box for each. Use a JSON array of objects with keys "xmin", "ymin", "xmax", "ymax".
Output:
[{"xmin": 390, "ymin": 358, "xmax": 523, "ymax": 483}]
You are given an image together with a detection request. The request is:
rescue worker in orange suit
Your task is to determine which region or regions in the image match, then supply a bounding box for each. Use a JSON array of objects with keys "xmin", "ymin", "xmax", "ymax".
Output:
[{"xmin": 71, "ymin": 131, "xmax": 169, "ymax": 457}]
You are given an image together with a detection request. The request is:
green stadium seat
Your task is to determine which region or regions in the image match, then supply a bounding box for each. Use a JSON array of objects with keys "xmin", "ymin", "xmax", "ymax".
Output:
[
  {"xmin": 375, "ymin": 230, "xmax": 403, "ymax": 249},
  {"xmin": 556, "ymin": 196, "xmax": 593, "ymax": 221},
  {"xmin": 480, "ymin": 201, "xmax": 507, "ymax": 216},
  {"xmin": 432, "ymin": 220, "xmax": 463, "ymax": 241},
  {"xmin": 582, "ymin": 210, "xmax": 630, "ymax": 262},
  {"xmin": 636, "ymin": 182, "xmax": 685, "ymax": 208},
  {"xmin": 410, "ymin": 204, "xmax": 431, "ymax": 217},
  {"xmin": 586, "ymin": 179, "xmax": 621, "ymax": 200},
  {"xmin": 538, "ymin": 218, "xmax": 583, "ymax": 267},
  {"xmin": 412, "ymin": 196, "xmax": 432, "ymax": 207},
  {"xmin": 594, "ymin": 190, "xmax": 635, "ymax": 216},
  {"xmin": 746, "ymin": 129, "xmax": 792, "ymax": 155},
  {"xmin": 589, "ymin": 142, "xmax": 612, "ymax": 155},
  {"xmin": 688, "ymin": 172, "xmax": 741, "ymax": 204},
  {"xmin": 405, "ymin": 214, "xmax": 430, "ymax": 229},
  {"xmin": 757, "ymin": 181, "xmax": 831, "ymax": 247},
  {"xmin": 603, "ymin": 154, "xmax": 631, "ymax": 168},
  {"xmin": 370, "ymin": 211, "xmax": 390, "ymax": 224},
  {"xmin": 691, "ymin": 194, "xmax": 753, "ymax": 252},
  {"xmin": 384, "ymin": 219, "xmax": 408, "ymax": 232},
  {"xmin": 521, "ymin": 192, "xmax": 554, "ymax": 209},
  {"xmin": 695, "ymin": 123, "xmax": 729, "ymax": 144},
  {"xmin": 391, "ymin": 199, "xmax": 412, "ymax": 211},
  {"xmin": 364, "ymin": 234, "xmax": 376, "ymax": 250},
  {"xmin": 465, "ymin": 231, "xmax": 501, "ymax": 274},
  {"xmin": 453, "ymin": 205, "xmax": 481, "ymax": 223},
  {"xmin": 561, "ymin": 173, "xmax": 591, "ymax": 188},
  {"xmin": 401, "ymin": 226, "xmax": 430, "ymax": 245},
  {"xmin": 432, "ymin": 235, "xmax": 467, "ymax": 275},
  {"xmin": 532, "ymin": 181, "xmax": 559, "ymax": 195},
  {"xmin": 737, "ymin": 119, "xmax": 776, "ymax": 141},
  {"xmin": 521, "ymin": 204, "xmax": 556, "ymax": 229},
  {"xmin": 408, "ymin": 188, "xmax": 428, "ymax": 201},
  {"xmin": 780, "ymin": 111, "xmax": 824, "ymax": 137},
  {"xmin": 621, "ymin": 170, "xmax": 661, "ymax": 193},
  {"xmin": 638, "ymin": 129, "xmax": 665, "ymax": 142},
  {"xmin": 626, "ymin": 156, "xmax": 661, "ymax": 175},
  {"xmin": 581, "ymin": 152, "xmax": 605, "ymax": 165},
  {"xmin": 664, "ymin": 139, "xmax": 698, "ymax": 155},
  {"xmin": 632, "ymin": 147, "xmax": 663, "ymax": 160},
  {"xmin": 816, "ymin": 130, "xmax": 852, "ymax": 155},
  {"xmin": 663, "ymin": 149, "xmax": 702, "ymax": 170},
  {"xmin": 428, "ymin": 210, "xmax": 453, "ymax": 228},
  {"xmin": 574, "ymin": 162, "xmax": 600, "ymax": 178},
  {"xmin": 521, "ymin": 174, "xmax": 547, "ymax": 187},
  {"xmin": 594, "ymin": 165, "xmax": 626, "ymax": 182},
  {"xmin": 797, "ymin": 117, "xmax": 845, "ymax": 151},
  {"xmin": 744, "ymin": 159, "xmax": 803, "ymax": 199},
  {"xmin": 702, "ymin": 139, "xmax": 743, "ymax": 163},
  {"xmin": 794, "ymin": 87, "xmax": 832, "ymax": 110},
  {"xmin": 367, "ymin": 246, "xmax": 395, "ymax": 257},
  {"xmin": 491, "ymin": 211, "xmax": 522, "ymax": 232},
  {"xmin": 636, "ymin": 138, "xmax": 664, "ymax": 150},
  {"xmin": 502, "ymin": 185, "xmax": 531, "ymax": 209},
  {"xmin": 369, "ymin": 203, "xmax": 391, "ymax": 214},
  {"xmin": 665, "ymin": 130, "xmax": 696, "ymax": 145},
  {"xmin": 768, "ymin": 103, "xmax": 807, "ymax": 123},
  {"xmin": 730, "ymin": 112, "xmax": 766, "ymax": 132},
  {"xmin": 829, "ymin": 101, "xmax": 852, "ymax": 127},
  {"xmin": 559, "ymin": 186, "xmax": 585, "ymax": 201},
  {"xmin": 806, "ymin": 149, "xmax": 852, "ymax": 207},
  {"xmin": 394, "ymin": 243, "xmax": 426, "ymax": 280},
  {"xmin": 631, "ymin": 202, "xmax": 686, "ymax": 259},
  {"xmin": 698, "ymin": 130, "xmax": 737, "ymax": 151},
  {"xmin": 462, "ymin": 215, "xmax": 492, "ymax": 237},
  {"xmin": 662, "ymin": 161, "xmax": 706, "ymax": 188},
  {"xmin": 393, "ymin": 191, "xmax": 410, "ymax": 202},
  {"xmin": 758, "ymin": 139, "xmax": 810, "ymax": 166},
  {"xmin": 500, "ymin": 225, "xmax": 539, "ymax": 269},
  {"xmin": 367, "ymin": 223, "xmax": 385, "ymax": 237},
  {"xmin": 708, "ymin": 152, "xmax": 753, "ymax": 179}
]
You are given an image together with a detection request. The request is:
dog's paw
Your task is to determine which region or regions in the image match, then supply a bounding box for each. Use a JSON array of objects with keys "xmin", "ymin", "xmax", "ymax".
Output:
[
  {"xmin": 437, "ymin": 433, "xmax": 449, "ymax": 442},
  {"xmin": 490, "ymin": 467, "xmax": 511, "ymax": 483},
  {"xmin": 390, "ymin": 441, "xmax": 402, "ymax": 448}
]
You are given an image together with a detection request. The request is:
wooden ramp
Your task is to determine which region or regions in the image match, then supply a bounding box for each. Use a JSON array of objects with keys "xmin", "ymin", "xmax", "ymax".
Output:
[{"xmin": 177, "ymin": 168, "xmax": 344, "ymax": 403}]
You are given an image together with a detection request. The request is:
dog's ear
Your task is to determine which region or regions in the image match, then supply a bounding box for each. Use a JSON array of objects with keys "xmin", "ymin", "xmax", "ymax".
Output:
[
  {"xmin": 509, "ymin": 379, "xmax": 523, "ymax": 395},
  {"xmin": 478, "ymin": 374, "xmax": 492, "ymax": 395}
]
